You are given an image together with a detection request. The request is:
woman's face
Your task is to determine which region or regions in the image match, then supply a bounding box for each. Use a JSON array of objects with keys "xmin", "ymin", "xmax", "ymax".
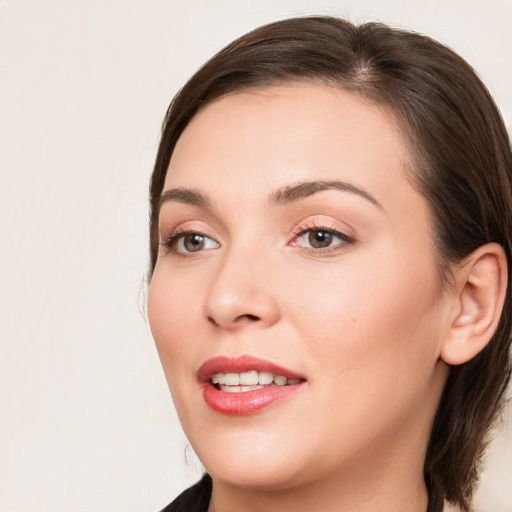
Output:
[{"xmin": 148, "ymin": 84, "xmax": 451, "ymax": 491}]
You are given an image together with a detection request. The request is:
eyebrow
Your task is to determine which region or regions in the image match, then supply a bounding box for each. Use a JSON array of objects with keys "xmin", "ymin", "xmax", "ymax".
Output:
[
  {"xmin": 159, "ymin": 188, "xmax": 211, "ymax": 209},
  {"xmin": 159, "ymin": 179, "xmax": 383, "ymax": 211},
  {"xmin": 269, "ymin": 180, "xmax": 384, "ymax": 210}
]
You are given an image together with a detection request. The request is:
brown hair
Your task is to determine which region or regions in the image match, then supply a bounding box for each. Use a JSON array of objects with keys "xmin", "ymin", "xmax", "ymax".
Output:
[{"xmin": 149, "ymin": 16, "xmax": 512, "ymax": 511}]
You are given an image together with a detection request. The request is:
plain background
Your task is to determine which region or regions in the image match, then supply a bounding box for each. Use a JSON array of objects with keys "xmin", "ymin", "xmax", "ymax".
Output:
[{"xmin": 1, "ymin": 1, "xmax": 511, "ymax": 511}]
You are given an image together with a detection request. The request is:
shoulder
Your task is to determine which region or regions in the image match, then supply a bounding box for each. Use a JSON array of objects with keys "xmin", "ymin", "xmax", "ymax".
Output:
[{"xmin": 159, "ymin": 474, "xmax": 212, "ymax": 512}]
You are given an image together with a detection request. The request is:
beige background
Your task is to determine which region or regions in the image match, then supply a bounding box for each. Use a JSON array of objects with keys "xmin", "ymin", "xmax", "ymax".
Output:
[{"xmin": 1, "ymin": 1, "xmax": 511, "ymax": 511}]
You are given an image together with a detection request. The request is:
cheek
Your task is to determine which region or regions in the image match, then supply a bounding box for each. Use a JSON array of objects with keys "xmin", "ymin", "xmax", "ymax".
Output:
[
  {"xmin": 147, "ymin": 268, "xmax": 202, "ymax": 375},
  {"xmin": 281, "ymin": 258, "xmax": 444, "ymax": 459},
  {"xmin": 284, "ymin": 251, "xmax": 443, "ymax": 386},
  {"xmin": 147, "ymin": 269, "xmax": 210, "ymax": 430}
]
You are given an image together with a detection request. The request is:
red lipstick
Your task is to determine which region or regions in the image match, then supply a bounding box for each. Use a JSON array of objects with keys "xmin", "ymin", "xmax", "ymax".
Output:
[{"xmin": 198, "ymin": 355, "xmax": 306, "ymax": 415}]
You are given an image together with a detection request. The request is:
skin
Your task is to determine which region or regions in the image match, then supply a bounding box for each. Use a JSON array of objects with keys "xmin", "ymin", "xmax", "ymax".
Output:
[{"xmin": 148, "ymin": 84, "xmax": 485, "ymax": 511}]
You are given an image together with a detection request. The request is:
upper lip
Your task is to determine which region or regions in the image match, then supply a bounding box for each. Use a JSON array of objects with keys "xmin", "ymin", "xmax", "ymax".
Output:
[{"xmin": 197, "ymin": 355, "xmax": 305, "ymax": 383}]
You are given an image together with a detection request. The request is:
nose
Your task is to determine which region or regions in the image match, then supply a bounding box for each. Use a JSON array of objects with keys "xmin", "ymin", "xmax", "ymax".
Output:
[{"xmin": 204, "ymin": 246, "xmax": 280, "ymax": 330}]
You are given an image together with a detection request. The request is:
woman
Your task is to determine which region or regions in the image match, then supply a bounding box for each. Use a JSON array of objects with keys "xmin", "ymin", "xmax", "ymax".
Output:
[{"xmin": 147, "ymin": 16, "xmax": 511, "ymax": 512}]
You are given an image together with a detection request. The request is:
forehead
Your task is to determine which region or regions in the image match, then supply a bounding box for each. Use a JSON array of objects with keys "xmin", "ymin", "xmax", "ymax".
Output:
[{"xmin": 164, "ymin": 84, "xmax": 415, "ymax": 213}]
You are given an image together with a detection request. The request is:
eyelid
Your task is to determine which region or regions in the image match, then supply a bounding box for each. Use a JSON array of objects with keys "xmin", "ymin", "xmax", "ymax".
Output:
[{"xmin": 291, "ymin": 217, "xmax": 355, "ymax": 239}]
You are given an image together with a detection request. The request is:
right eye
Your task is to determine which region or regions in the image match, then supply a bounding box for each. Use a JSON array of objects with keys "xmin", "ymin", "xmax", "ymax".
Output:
[{"xmin": 161, "ymin": 230, "xmax": 219, "ymax": 255}]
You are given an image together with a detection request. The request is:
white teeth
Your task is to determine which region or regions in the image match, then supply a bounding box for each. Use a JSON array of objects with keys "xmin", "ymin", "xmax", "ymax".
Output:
[
  {"xmin": 258, "ymin": 372, "xmax": 274, "ymax": 385},
  {"xmin": 274, "ymin": 375, "xmax": 287, "ymax": 386},
  {"xmin": 211, "ymin": 371, "xmax": 301, "ymax": 389},
  {"xmin": 224, "ymin": 373, "xmax": 240, "ymax": 385},
  {"xmin": 239, "ymin": 370, "xmax": 258, "ymax": 385}
]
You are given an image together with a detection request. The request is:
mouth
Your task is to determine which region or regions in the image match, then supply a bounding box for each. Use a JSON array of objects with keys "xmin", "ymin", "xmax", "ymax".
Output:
[{"xmin": 198, "ymin": 355, "xmax": 307, "ymax": 415}]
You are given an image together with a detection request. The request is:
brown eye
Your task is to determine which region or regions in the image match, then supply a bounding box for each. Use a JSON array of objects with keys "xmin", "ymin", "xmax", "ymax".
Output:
[
  {"xmin": 292, "ymin": 227, "xmax": 354, "ymax": 253},
  {"xmin": 183, "ymin": 234, "xmax": 205, "ymax": 252},
  {"xmin": 308, "ymin": 230, "xmax": 333, "ymax": 248},
  {"xmin": 161, "ymin": 230, "xmax": 219, "ymax": 255}
]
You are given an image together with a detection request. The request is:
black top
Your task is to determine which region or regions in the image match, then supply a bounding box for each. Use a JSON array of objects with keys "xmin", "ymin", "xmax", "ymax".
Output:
[
  {"xmin": 160, "ymin": 475, "xmax": 212, "ymax": 512},
  {"xmin": 160, "ymin": 474, "xmax": 444, "ymax": 512}
]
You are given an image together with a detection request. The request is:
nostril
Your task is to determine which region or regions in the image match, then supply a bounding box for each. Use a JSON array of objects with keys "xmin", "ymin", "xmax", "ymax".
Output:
[
  {"xmin": 207, "ymin": 316, "xmax": 220, "ymax": 327},
  {"xmin": 238, "ymin": 314, "xmax": 260, "ymax": 322},
  {"xmin": 207, "ymin": 313, "xmax": 260, "ymax": 327}
]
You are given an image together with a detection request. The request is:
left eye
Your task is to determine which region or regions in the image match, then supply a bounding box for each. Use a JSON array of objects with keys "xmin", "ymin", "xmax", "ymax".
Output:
[
  {"xmin": 162, "ymin": 232, "xmax": 219, "ymax": 254},
  {"xmin": 294, "ymin": 229, "xmax": 352, "ymax": 250}
]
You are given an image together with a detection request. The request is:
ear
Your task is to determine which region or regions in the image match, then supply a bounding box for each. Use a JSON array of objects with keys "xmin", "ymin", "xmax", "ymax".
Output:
[{"xmin": 441, "ymin": 243, "xmax": 508, "ymax": 366}]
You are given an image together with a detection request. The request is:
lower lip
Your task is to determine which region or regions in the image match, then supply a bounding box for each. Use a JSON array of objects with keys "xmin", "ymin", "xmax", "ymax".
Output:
[{"xmin": 202, "ymin": 382, "xmax": 306, "ymax": 415}]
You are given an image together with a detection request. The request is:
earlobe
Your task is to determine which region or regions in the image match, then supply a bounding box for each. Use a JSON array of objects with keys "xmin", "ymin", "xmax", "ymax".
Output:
[{"xmin": 441, "ymin": 243, "xmax": 508, "ymax": 366}]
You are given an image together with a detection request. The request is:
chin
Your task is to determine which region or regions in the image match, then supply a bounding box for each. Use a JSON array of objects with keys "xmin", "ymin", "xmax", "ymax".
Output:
[{"xmin": 189, "ymin": 425, "xmax": 307, "ymax": 491}]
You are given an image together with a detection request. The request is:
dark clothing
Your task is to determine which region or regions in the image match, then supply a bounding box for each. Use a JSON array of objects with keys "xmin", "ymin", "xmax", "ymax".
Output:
[{"xmin": 160, "ymin": 475, "xmax": 212, "ymax": 512}]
